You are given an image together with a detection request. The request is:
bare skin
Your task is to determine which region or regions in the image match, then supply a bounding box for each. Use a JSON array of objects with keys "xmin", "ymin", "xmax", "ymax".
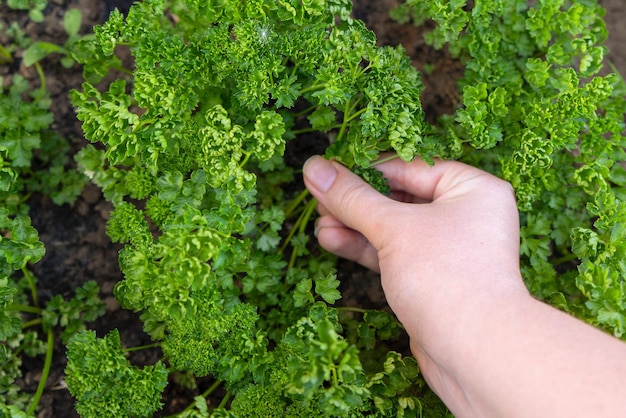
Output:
[{"xmin": 303, "ymin": 155, "xmax": 626, "ymax": 417}]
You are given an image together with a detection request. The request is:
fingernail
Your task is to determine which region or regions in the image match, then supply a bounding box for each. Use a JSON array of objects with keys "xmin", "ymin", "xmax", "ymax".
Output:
[{"xmin": 304, "ymin": 156, "xmax": 337, "ymax": 193}]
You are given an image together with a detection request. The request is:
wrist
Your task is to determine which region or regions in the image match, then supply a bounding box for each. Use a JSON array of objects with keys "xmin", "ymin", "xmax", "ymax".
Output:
[
  {"xmin": 386, "ymin": 267, "xmax": 529, "ymax": 346},
  {"xmin": 405, "ymin": 284, "xmax": 533, "ymax": 416}
]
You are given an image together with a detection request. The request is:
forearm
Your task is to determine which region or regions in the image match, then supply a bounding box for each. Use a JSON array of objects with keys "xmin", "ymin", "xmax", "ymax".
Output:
[{"xmin": 411, "ymin": 290, "xmax": 626, "ymax": 417}]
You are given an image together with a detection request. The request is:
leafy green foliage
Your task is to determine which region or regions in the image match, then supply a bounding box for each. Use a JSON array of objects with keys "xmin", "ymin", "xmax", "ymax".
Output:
[
  {"xmin": 0, "ymin": 280, "xmax": 21, "ymax": 341},
  {"xmin": 5, "ymin": 0, "xmax": 625, "ymax": 414},
  {"xmin": 5, "ymin": 0, "xmax": 47, "ymax": 23},
  {"xmin": 1, "ymin": 277, "xmax": 104, "ymax": 414},
  {"xmin": 65, "ymin": 0, "xmax": 449, "ymax": 415},
  {"xmin": 0, "ymin": 35, "xmax": 88, "ymax": 210},
  {"xmin": 160, "ymin": 288, "xmax": 262, "ymax": 380},
  {"xmin": 353, "ymin": 166, "xmax": 392, "ymax": 195},
  {"xmin": 394, "ymin": 0, "xmax": 626, "ymax": 338},
  {"xmin": 57, "ymin": 0, "xmax": 626, "ymax": 416},
  {"xmin": 0, "ymin": 75, "xmax": 52, "ymax": 168},
  {"xmin": 65, "ymin": 330, "xmax": 168, "ymax": 418},
  {"xmin": 1, "ymin": 4, "xmax": 100, "ymax": 414},
  {"xmin": 41, "ymin": 280, "xmax": 105, "ymax": 341},
  {"xmin": 23, "ymin": 8, "xmax": 86, "ymax": 68},
  {"xmin": 0, "ymin": 211, "xmax": 45, "ymax": 278}
]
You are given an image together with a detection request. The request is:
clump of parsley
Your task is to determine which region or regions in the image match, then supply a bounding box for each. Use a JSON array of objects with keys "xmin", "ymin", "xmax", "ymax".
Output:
[
  {"xmin": 1, "ymin": 6, "xmax": 102, "ymax": 415},
  {"xmin": 61, "ymin": 0, "xmax": 626, "ymax": 416},
  {"xmin": 66, "ymin": 0, "xmax": 441, "ymax": 416}
]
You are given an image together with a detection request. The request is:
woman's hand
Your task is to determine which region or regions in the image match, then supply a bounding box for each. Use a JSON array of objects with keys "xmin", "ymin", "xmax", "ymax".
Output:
[
  {"xmin": 303, "ymin": 155, "xmax": 626, "ymax": 417},
  {"xmin": 303, "ymin": 155, "xmax": 526, "ymax": 334}
]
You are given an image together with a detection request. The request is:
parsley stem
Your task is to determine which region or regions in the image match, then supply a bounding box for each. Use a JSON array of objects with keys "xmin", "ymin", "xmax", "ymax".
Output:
[
  {"xmin": 552, "ymin": 253, "xmax": 579, "ymax": 265},
  {"xmin": 289, "ymin": 62, "xmax": 300, "ymax": 78},
  {"xmin": 293, "ymin": 104, "xmax": 317, "ymax": 117},
  {"xmin": 278, "ymin": 217, "xmax": 301, "ymax": 255},
  {"xmin": 122, "ymin": 342, "xmax": 161, "ymax": 352},
  {"xmin": 26, "ymin": 328, "xmax": 54, "ymax": 416},
  {"xmin": 22, "ymin": 318, "xmax": 43, "ymax": 329},
  {"xmin": 203, "ymin": 378, "xmax": 223, "ymax": 398},
  {"xmin": 174, "ymin": 379, "xmax": 223, "ymax": 416},
  {"xmin": 330, "ymin": 365, "xmax": 338, "ymax": 386},
  {"xmin": 6, "ymin": 304, "xmax": 43, "ymax": 314},
  {"xmin": 369, "ymin": 154, "xmax": 401, "ymax": 167},
  {"xmin": 284, "ymin": 188, "xmax": 310, "ymax": 219},
  {"xmin": 22, "ymin": 267, "xmax": 39, "ymax": 307},
  {"xmin": 239, "ymin": 151, "xmax": 252, "ymax": 169},
  {"xmin": 300, "ymin": 83, "xmax": 325, "ymax": 95},
  {"xmin": 337, "ymin": 306, "xmax": 368, "ymax": 314},
  {"xmin": 279, "ymin": 195, "xmax": 316, "ymax": 255},
  {"xmin": 345, "ymin": 106, "xmax": 367, "ymax": 123},
  {"xmin": 114, "ymin": 65, "xmax": 133, "ymax": 75},
  {"xmin": 33, "ymin": 62, "xmax": 46, "ymax": 104},
  {"xmin": 291, "ymin": 125, "xmax": 342, "ymax": 135},
  {"xmin": 335, "ymin": 113, "xmax": 349, "ymax": 145},
  {"xmin": 217, "ymin": 391, "xmax": 232, "ymax": 409},
  {"xmin": 346, "ymin": 94, "xmax": 364, "ymax": 118},
  {"xmin": 299, "ymin": 195, "xmax": 318, "ymax": 235},
  {"xmin": 335, "ymin": 97, "xmax": 361, "ymax": 144},
  {"xmin": 286, "ymin": 197, "xmax": 318, "ymax": 270}
]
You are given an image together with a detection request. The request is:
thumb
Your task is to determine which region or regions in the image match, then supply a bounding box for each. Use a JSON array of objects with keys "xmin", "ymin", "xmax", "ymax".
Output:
[{"xmin": 302, "ymin": 156, "xmax": 392, "ymax": 249}]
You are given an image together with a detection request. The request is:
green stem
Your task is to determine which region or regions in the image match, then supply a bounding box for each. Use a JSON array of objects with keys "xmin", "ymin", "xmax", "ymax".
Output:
[
  {"xmin": 334, "ymin": 99, "xmax": 356, "ymax": 145},
  {"xmin": 113, "ymin": 65, "xmax": 133, "ymax": 75},
  {"xmin": 337, "ymin": 306, "xmax": 368, "ymax": 314},
  {"xmin": 22, "ymin": 318, "xmax": 43, "ymax": 329},
  {"xmin": 203, "ymin": 379, "xmax": 223, "ymax": 398},
  {"xmin": 6, "ymin": 304, "xmax": 43, "ymax": 315},
  {"xmin": 291, "ymin": 125, "xmax": 342, "ymax": 135},
  {"xmin": 298, "ymin": 196, "xmax": 318, "ymax": 235},
  {"xmin": 369, "ymin": 154, "xmax": 401, "ymax": 167},
  {"xmin": 287, "ymin": 197, "xmax": 318, "ymax": 270},
  {"xmin": 279, "ymin": 195, "xmax": 317, "ymax": 255},
  {"xmin": 289, "ymin": 62, "xmax": 300, "ymax": 78},
  {"xmin": 175, "ymin": 379, "xmax": 223, "ymax": 416},
  {"xmin": 293, "ymin": 104, "xmax": 317, "ymax": 118},
  {"xmin": 552, "ymin": 253, "xmax": 579, "ymax": 265},
  {"xmin": 346, "ymin": 94, "xmax": 364, "ymax": 118},
  {"xmin": 33, "ymin": 62, "xmax": 46, "ymax": 103},
  {"xmin": 300, "ymin": 83, "xmax": 326, "ymax": 95},
  {"xmin": 345, "ymin": 106, "xmax": 367, "ymax": 123},
  {"xmin": 239, "ymin": 151, "xmax": 252, "ymax": 169},
  {"xmin": 217, "ymin": 392, "xmax": 232, "ymax": 409},
  {"xmin": 283, "ymin": 188, "xmax": 310, "ymax": 219},
  {"xmin": 278, "ymin": 218, "xmax": 300, "ymax": 256},
  {"xmin": 18, "ymin": 190, "xmax": 33, "ymax": 206},
  {"xmin": 22, "ymin": 268, "xmax": 39, "ymax": 307},
  {"xmin": 330, "ymin": 364, "xmax": 338, "ymax": 386},
  {"xmin": 122, "ymin": 342, "xmax": 161, "ymax": 353},
  {"xmin": 27, "ymin": 328, "xmax": 54, "ymax": 416}
]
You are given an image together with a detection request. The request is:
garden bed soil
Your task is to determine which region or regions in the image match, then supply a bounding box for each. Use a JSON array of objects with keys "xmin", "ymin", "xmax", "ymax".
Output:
[{"xmin": 2, "ymin": 0, "xmax": 625, "ymax": 416}]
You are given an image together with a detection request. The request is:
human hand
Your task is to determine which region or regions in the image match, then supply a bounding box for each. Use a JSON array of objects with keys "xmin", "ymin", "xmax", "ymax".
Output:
[
  {"xmin": 303, "ymin": 155, "xmax": 526, "ymax": 330},
  {"xmin": 303, "ymin": 155, "xmax": 626, "ymax": 417},
  {"xmin": 303, "ymin": 155, "xmax": 530, "ymax": 410}
]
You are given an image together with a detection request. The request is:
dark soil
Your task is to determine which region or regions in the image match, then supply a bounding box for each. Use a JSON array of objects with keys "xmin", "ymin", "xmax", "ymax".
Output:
[{"xmin": 2, "ymin": 0, "xmax": 625, "ymax": 417}]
